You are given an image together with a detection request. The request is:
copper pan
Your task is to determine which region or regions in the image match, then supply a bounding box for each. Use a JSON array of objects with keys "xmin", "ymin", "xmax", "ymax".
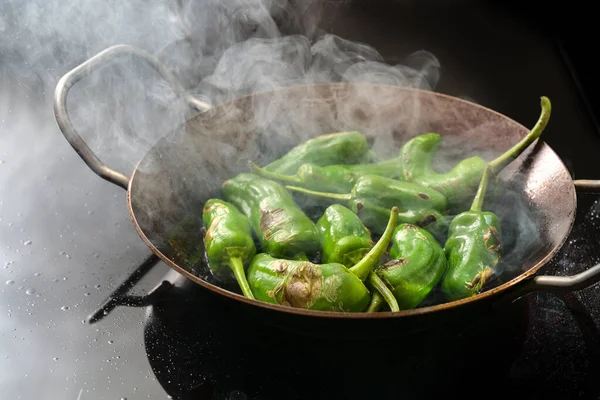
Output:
[{"xmin": 53, "ymin": 45, "xmax": 600, "ymax": 331}]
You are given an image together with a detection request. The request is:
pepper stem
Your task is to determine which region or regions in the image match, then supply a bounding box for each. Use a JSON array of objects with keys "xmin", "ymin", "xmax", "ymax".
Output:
[
  {"xmin": 229, "ymin": 257, "xmax": 255, "ymax": 300},
  {"xmin": 488, "ymin": 96, "xmax": 551, "ymax": 175},
  {"xmin": 285, "ymin": 185, "xmax": 353, "ymax": 201},
  {"xmin": 349, "ymin": 206, "xmax": 399, "ymax": 281},
  {"xmin": 368, "ymin": 272, "xmax": 399, "ymax": 312},
  {"xmin": 470, "ymin": 165, "xmax": 491, "ymax": 212},
  {"xmin": 367, "ymin": 291, "xmax": 384, "ymax": 312},
  {"xmin": 249, "ymin": 161, "xmax": 302, "ymax": 185}
]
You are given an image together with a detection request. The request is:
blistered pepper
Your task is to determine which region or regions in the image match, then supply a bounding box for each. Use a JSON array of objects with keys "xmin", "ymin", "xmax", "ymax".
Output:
[
  {"xmin": 221, "ymin": 173, "xmax": 320, "ymax": 260},
  {"xmin": 316, "ymin": 204, "xmax": 374, "ymax": 267},
  {"xmin": 246, "ymin": 207, "xmax": 399, "ymax": 312},
  {"xmin": 441, "ymin": 165, "xmax": 502, "ymax": 301},
  {"xmin": 250, "ymin": 155, "xmax": 403, "ymax": 194},
  {"xmin": 286, "ymin": 175, "xmax": 448, "ymax": 237},
  {"xmin": 401, "ymin": 97, "xmax": 551, "ymax": 212},
  {"xmin": 370, "ymin": 223, "xmax": 447, "ymax": 311},
  {"xmin": 202, "ymin": 199, "xmax": 256, "ymax": 299},
  {"xmin": 262, "ymin": 131, "xmax": 371, "ymax": 175}
]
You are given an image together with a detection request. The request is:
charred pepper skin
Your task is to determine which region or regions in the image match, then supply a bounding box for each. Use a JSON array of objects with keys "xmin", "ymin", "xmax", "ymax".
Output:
[
  {"xmin": 250, "ymin": 156, "xmax": 403, "ymax": 194},
  {"xmin": 202, "ymin": 199, "xmax": 256, "ymax": 299},
  {"xmin": 316, "ymin": 204, "xmax": 374, "ymax": 267},
  {"xmin": 221, "ymin": 173, "xmax": 320, "ymax": 260},
  {"xmin": 262, "ymin": 131, "xmax": 371, "ymax": 175},
  {"xmin": 441, "ymin": 166, "xmax": 503, "ymax": 301},
  {"xmin": 286, "ymin": 175, "xmax": 448, "ymax": 237},
  {"xmin": 376, "ymin": 223, "xmax": 447, "ymax": 310},
  {"xmin": 401, "ymin": 96, "xmax": 551, "ymax": 212},
  {"xmin": 246, "ymin": 207, "xmax": 399, "ymax": 312}
]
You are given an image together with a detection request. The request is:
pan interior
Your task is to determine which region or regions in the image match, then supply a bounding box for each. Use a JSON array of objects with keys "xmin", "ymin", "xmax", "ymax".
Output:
[{"xmin": 129, "ymin": 83, "xmax": 575, "ymax": 308}]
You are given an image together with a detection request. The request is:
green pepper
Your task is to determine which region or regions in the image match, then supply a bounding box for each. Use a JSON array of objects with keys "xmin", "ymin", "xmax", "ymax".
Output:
[
  {"xmin": 401, "ymin": 97, "xmax": 551, "ymax": 211},
  {"xmin": 441, "ymin": 165, "xmax": 502, "ymax": 301},
  {"xmin": 286, "ymin": 175, "xmax": 448, "ymax": 237},
  {"xmin": 202, "ymin": 199, "xmax": 256, "ymax": 299},
  {"xmin": 262, "ymin": 131, "xmax": 371, "ymax": 175},
  {"xmin": 316, "ymin": 204, "xmax": 374, "ymax": 267},
  {"xmin": 221, "ymin": 173, "xmax": 320, "ymax": 260},
  {"xmin": 246, "ymin": 207, "xmax": 399, "ymax": 312},
  {"xmin": 250, "ymin": 155, "xmax": 403, "ymax": 194},
  {"xmin": 371, "ymin": 223, "xmax": 447, "ymax": 311}
]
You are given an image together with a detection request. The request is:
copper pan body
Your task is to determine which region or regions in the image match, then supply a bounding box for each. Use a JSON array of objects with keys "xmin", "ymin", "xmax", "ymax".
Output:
[{"xmin": 125, "ymin": 82, "xmax": 576, "ymax": 322}]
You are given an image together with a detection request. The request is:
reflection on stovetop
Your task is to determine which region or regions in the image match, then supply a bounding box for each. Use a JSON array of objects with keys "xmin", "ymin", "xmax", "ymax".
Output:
[{"xmin": 92, "ymin": 197, "xmax": 600, "ymax": 400}]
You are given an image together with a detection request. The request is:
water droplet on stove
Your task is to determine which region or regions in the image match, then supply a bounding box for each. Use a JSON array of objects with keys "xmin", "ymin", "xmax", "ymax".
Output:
[
  {"xmin": 62, "ymin": 277, "xmax": 68, "ymax": 281},
  {"xmin": 108, "ymin": 340, "xmax": 113, "ymax": 344},
  {"xmin": 5, "ymin": 280, "xmax": 14, "ymax": 285},
  {"xmin": 23, "ymin": 240, "xmax": 31, "ymax": 246},
  {"xmin": 61, "ymin": 306, "xmax": 69, "ymax": 311},
  {"xmin": 229, "ymin": 390, "xmax": 246, "ymax": 400},
  {"xmin": 120, "ymin": 398, "xmax": 127, "ymax": 400},
  {"xmin": 53, "ymin": 357, "xmax": 58, "ymax": 361},
  {"xmin": 34, "ymin": 272, "xmax": 41, "ymax": 277},
  {"xmin": 84, "ymin": 292, "xmax": 90, "ymax": 296},
  {"xmin": 25, "ymin": 288, "xmax": 36, "ymax": 295},
  {"xmin": 95, "ymin": 284, "xmax": 101, "ymax": 289}
]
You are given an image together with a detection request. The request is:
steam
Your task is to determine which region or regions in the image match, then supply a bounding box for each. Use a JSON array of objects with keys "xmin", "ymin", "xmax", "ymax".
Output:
[{"xmin": 0, "ymin": 0, "xmax": 543, "ymax": 299}]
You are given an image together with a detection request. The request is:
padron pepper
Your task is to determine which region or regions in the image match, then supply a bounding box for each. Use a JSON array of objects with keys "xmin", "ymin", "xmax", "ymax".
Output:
[
  {"xmin": 202, "ymin": 199, "xmax": 256, "ymax": 299},
  {"xmin": 246, "ymin": 207, "xmax": 399, "ymax": 312},
  {"xmin": 250, "ymin": 155, "xmax": 403, "ymax": 194},
  {"xmin": 369, "ymin": 223, "xmax": 448, "ymax": 311},
  {"xmin": 316, "ymin": 204, "xmax": 374, "ymax": 267},
  {"xmin": 262, "ymin": 131, "xmax": 371, "ymax": 175},
  {"xmin": 221, "ymin": 173, "xmax": 320, "ymax": 260},
  {"xmin": 441, "ymin": 165, "xmax": 502, "ymax": 301},
  {"xmin": 286, "ymin": 175, "xmax": 448, "ymax": 237},
  {"xmin": 401, "ymin": 97, "xmax": 551, "ymax": 212}
]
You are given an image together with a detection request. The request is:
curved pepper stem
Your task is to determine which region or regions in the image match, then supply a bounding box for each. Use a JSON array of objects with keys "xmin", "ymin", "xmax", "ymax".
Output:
[
  {"xmin": 285, "ymin": 185, "xmax": 353, "ymax": 201},
  {"xmin": 349, "ymin": 206, "xmax": 399, "ymax": 281},
  {"xmin": 488, "ymin": 96, "xmax": 551, "ymax": 175},
  {"xmin": 229, "ymin": 257, "xmax": 255, "ymax": 299},
  {"xmin": 367, "ymin": 291, "xmax": 384, "ymax": 312},
  {"xmin": 470, "ymin": 165, "xmax": 491, "ymax": 212},
  {"xmin": 249, "ymin": 161, "xmax": 303, "ymax": 185},
  {"xmin": 368, "ymin": 272, "xmax": 399, "ymax": 312}
]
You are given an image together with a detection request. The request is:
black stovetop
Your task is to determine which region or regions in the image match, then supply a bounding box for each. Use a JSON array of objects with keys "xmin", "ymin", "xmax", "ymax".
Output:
[{"xmin": 2, "ymin": 2, "xmax": 600, "ymax": 399}]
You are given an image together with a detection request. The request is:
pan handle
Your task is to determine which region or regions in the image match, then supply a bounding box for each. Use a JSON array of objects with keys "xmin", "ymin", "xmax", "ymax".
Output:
[
  {"xmin": 497, "ymin": 263, "xmax": 600, "ymax": 308},
  {"xmin": 574, "ymin": 179, "xmax": 600, "ymax": 192},
  {"xmin": 53, "ymin": 44, "xmax": 211, "ymax": 190}
]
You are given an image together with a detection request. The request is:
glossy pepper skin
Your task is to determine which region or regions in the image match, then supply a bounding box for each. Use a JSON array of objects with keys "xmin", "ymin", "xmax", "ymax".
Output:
[
  {"xmin": 375, "ymin": 223, "xmax": 447, "ymax": 310},
  {"xmin": 221, "ymin": 173, "xmax": 320, "ymax": 260},
  {"xmin": 263, "ymin": 131, "xmax": 370, "ymax": 175},
  {"xmin": 250, "ymin": 156, "xmax": 403, "ymax": 194},
  {"xmin": 441, "ymin": 166, "xmax": 503, "ymax": 301},
  {"xmin": 286, "ymin": 175, "xmax": 448, "ymax": 238},
  {"xmin": 202, "ymin": 199, "xmax": 256, "ymax": 299},
  {"xmin": 401, "ymin": 96, "xmax": 551, "ymax": 212},
  {"xmin": 401, "ymin": 133, "xmax": 487, "ymax": 212},
  {"xmin": 316, "ymin": 204, "xmax": 374, "ymax": 267},
  {"xmin": 246, "ymin": 207, "xmax": 399, "ymax": 312}
]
